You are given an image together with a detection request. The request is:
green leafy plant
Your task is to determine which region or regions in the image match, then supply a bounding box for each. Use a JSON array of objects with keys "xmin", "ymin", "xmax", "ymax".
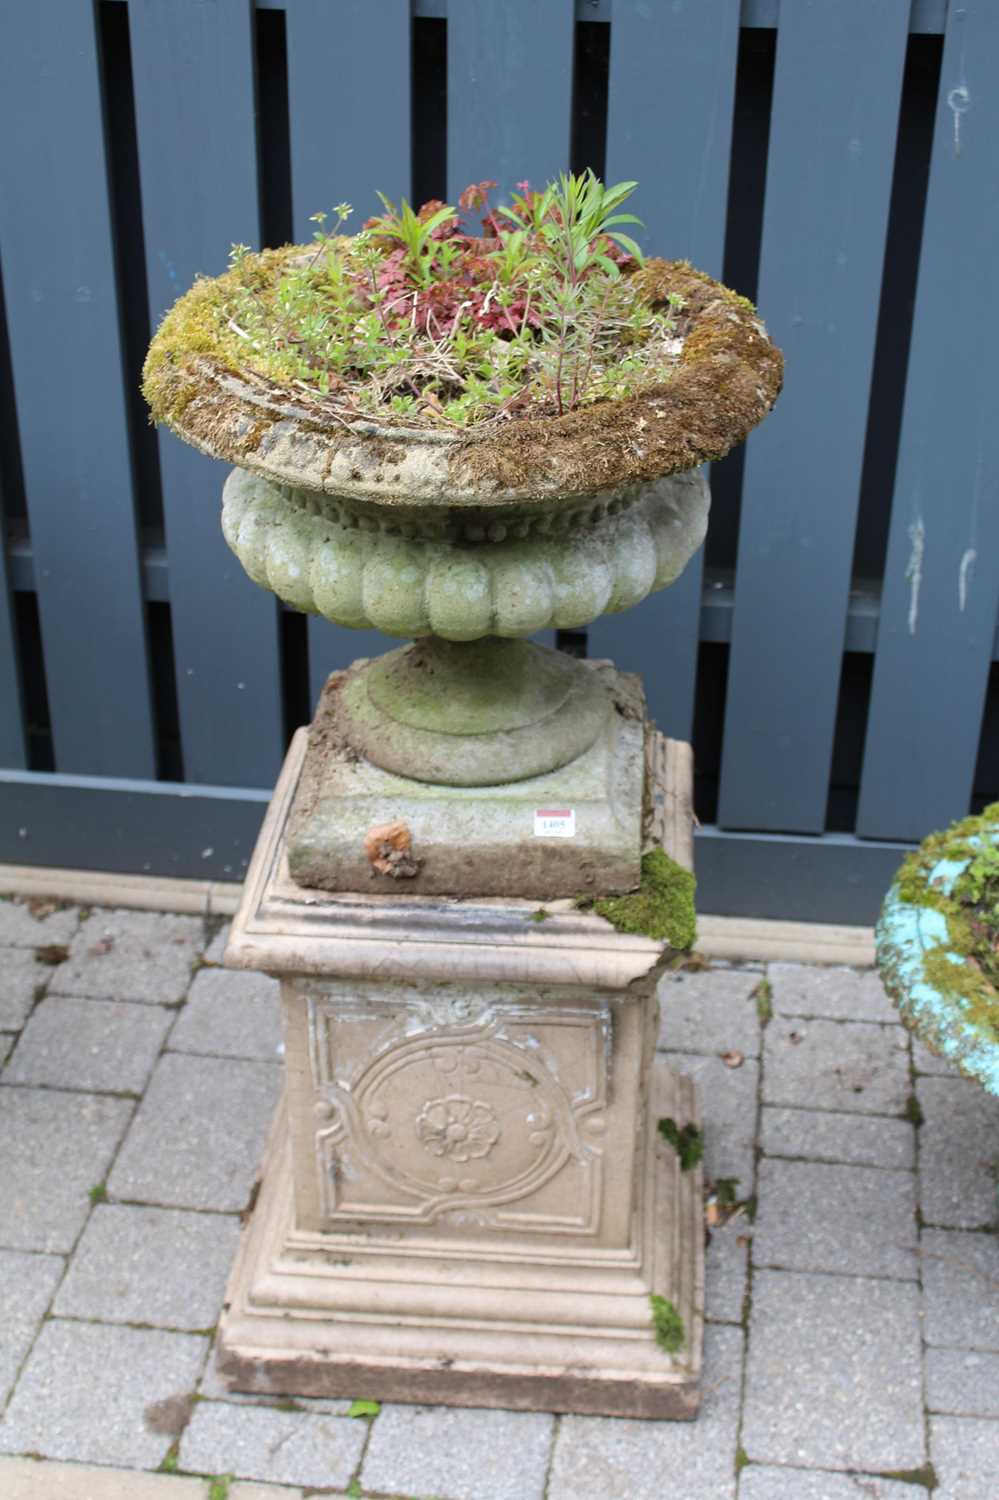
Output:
[
  {"xmin": 212, "ymin": 171, "xmax": 685, "ymax": 429},
  {"xmin": 658, "ymin": 1117, "xmax": 704, "ymax": 1172}
]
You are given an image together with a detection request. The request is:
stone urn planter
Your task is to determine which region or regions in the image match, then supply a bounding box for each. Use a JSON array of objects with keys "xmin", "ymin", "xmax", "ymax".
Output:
[
  {"xmin": 877, "ymin": 804, "xmax": 999, "ymax": 1097},
  {"xmin": 144, "ymin": 203, "xmax": 781, "ymax": 1418}
]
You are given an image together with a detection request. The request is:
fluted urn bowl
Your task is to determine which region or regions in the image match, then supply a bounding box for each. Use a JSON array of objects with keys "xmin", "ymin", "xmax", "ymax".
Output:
[{"xmin": 144, "ymin": 258, "xmax": 782, "ymax": 786}]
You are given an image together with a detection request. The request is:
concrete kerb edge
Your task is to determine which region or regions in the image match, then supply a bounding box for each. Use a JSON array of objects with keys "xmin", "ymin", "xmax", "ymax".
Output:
[{"xmin": 0, "ymin": 863, "xmax": 875, "ymax": 964}]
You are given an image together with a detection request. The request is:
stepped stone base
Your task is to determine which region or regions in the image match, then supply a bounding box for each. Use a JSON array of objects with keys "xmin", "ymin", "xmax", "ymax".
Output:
[
  {"xmin": 286, "ymin": 660, "xmax": 646, "ymax": 901},
  {"xmin": 217, "ymin": 725, "xmax": 703, "ymax": 1418}
]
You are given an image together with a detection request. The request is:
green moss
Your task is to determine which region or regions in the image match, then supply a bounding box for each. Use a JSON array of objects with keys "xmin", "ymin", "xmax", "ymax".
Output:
[
  {"xmin": 734, "ymin": 1447, "xmax": 751, "ymax": 1475},
  {"xmin": 878, "ymin": 1463, "xmax": 938, "ymax": 1490},
  {"xmin": 903, "ymin": 1093, "xmax": 924, "ymax": 1127},
  {"xmin": 88, "ymin": 1183, "xmax": 108, "ymax": 1205},
  {"xmin": 752, "ymin": 977, "xmax": 773, "ymax": 1024},
  {"xmin": 658, "ymin": 1117, "xmax": 704, "ymax": 1171},
  {"xmin": 649, "ymin": 1294, "xmax": 685, "ymax": 1354},
  {"xmin": 889, "ymin": 802, "xmax": 999, "ymax": 1047},
  {"xmin": 529, "ymin": 908, "xmax": 550, "ymax": 923},
  {"xmin": 208, "ymin": 1477, "xmax": 233, "ymax": 1500},
  {"xmin": 594, "ymin": 849, "xmax": 696, "ymax": 949}
]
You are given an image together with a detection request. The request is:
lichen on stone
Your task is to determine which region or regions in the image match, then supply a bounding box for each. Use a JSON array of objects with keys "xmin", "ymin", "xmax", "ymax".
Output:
[{"xmin": 593, "ymin": 849, "xmax": 696, "ymax": 950}]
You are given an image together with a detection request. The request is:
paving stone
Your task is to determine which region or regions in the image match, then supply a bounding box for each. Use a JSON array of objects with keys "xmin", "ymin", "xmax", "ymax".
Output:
[
  {"xmin": 739, "ymin": 1467, "xmax": 920, "ymax": 1499},
  {"xmin": 50, "ymin": 908, "xmax": 204, "ymax": 1005},
  {"xmin": 912, "ymin": 1037, "xmax": 957, "ymax": 1077},
  {"xmin": 930, "ymin": 1415, "xmax": 999, "ymax": 1500},
  {"xmin": 0, "ymin": 1456, "xmax": 208, "ymax": 1499},
  {"xmin": 658, "ymin": 968, "xmax": 762, "ymax": 1058},
  {"xmin": 763, "ymin": 1017, "xmax": 910, "ymax": 1117},
  {"xmin": 0, "ymin": 1088, "xmax": 132, "ymax": 1252},
  {"xmin": 770, "ymin": 964, "xmax": 897, "ymax": 1023},
  {"xmin": 54, "ymin": 1203, "xmax": 241, "ymax": 1331},
  {"xmin": 742, "ymin": 1270, "xmax": 924, "ymax": 1471},
  {"xmin": 0, "ymin": 1319, "xmax": 207, "ymax": 1469},
  {"xmin": 916, "ymin": 1076, "xmax": 999, "ymax": 1229},
  {"xmin": 108, "ymin": 1053, "xmax": 281, "ymax": 1212},
  {"xmin": 170, "ymin": 967, "xmax": 283, "ymax": 1062},
  {"xmin": 0, "ymin": 949, "xmax": 51, "ymax": 1030},
  {"xmin": 761, "ymin": 1105, "xmax": 915, "ymax": 1171},
  {"xmin": 4, "ymin": 996, "xmax": 172, "ymax": 1094},
  {"xmin": 202, "ymin": 922, "xmax": 231, "ymax": 966},
  {"xmin": 921, "ymin": 1228, "xmax": 999, "ymax": 1351},
  {"xmin": 0, "ymin": 898, "xmax": 80, "ymax": 949},
  {"xmin": 363, "ymin": 1402, "xmax": 555, "ymax": 1500},
  {"xmin": 665, "ymin": 1053, "xmax": 759, "ymax": 1190},
  {"xmin": 549, "ymin": 1324, "xmax": 743, "ymax": 1500},
  {"xmin": 198, "ymin": 1339, "xmax": 351, "ymax": 1415},
  {"xmin": 926, "ymin": 1347, "xmax": 999, "ymax": 1417},
  {"xmin": 753, "ymin": 1159, "xmax": 918, "ymax": 1280},
  {"xmin": 706, "ymin": 1219, "xmax": 749, "ymax": 1323},
  {"xmin": 0, "ymin": 1250, "xmax": 64, "ymax": 1404},
  {"xmin": 180, "ymin": 1401, "xmax": 366, "ymax": 1491}
]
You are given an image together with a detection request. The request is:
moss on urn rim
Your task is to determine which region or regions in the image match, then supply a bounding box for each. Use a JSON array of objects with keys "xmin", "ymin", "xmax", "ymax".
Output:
[{"xmin": 142, "ymin": 251, "xmax": 782, "ymax": 506}]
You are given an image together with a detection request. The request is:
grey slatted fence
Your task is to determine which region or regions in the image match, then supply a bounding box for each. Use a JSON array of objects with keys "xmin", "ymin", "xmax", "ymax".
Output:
[{"xmin": 0, "ymin": 0, "xmax": 996, "ymax": 923}]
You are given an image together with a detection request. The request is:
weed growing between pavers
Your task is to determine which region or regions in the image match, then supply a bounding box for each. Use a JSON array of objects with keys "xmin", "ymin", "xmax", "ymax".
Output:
[
  {"xmin": 208, "ymin": 1476, "xmax": 233, "ymax": 1500},
  {"xmin": 752, "ymin": 976, "xmax": 773, "ymax": 1024},
  {"xmin": 903, "ymin": 1093, "xmax": 925, "ymax": 1127},
  {"xmin": 878, "ymin": 1462, "xmax": 939, "ymax": 1489},
  {"xmin": 649, "ymin": 1294, "xmax": 685, "ymax": 1353}
]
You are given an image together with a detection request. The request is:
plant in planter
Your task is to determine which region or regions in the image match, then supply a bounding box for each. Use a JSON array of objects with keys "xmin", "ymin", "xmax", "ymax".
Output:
[
  {"xmin": 143, "ymin": 172, "xmax": 782, "ymax": 1418},
  {"xmin": 144, "ymin": 172, "xmax": 782, "ymax": 902},
  {"xmin": 877, "ymin": 803, "xmax": 999, "ymax": 1096}
]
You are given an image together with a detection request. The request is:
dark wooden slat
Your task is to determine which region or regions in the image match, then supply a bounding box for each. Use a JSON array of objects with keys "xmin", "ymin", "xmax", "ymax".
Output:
[
  {"xmin": 129, "ymin": 0, "xmax": 283, "ymax": 788},
  {"xmin": 283, "ymin": 0, "xmax": 413, "ymax": 707},
  {"xmin": 589, "ymin": 0, "xmax": 740, "ymax": 742},
  {"xmin": 447, "ymin": 0, "xmax": 575, "ymax": 204},
  {"xmin": 717, "ymin": 0, "xmax": 910, "ymax": 832},
  {"xmin": 285, "ymin": 0, "xmax": 410, "ymax": 232},
  {"xmin": 0, "ymin": 522, "xmax": 24, "ymax": 768},
  {"xmin": 857, "ymin": 1, "xmax": 999, "ymax": 841},
  {"xmin": 0, "ymin": 4, "xmax": 156, "ymax": 777}
]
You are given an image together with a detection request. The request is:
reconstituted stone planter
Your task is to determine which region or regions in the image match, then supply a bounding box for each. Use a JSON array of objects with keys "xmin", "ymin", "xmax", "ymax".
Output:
[
  {"xmin": 144, "ymin": 245, "xmax": 781, "ymax": 1419},
  {"xmin": 877, "ymin": 807, "xmax": 999, "ymax": 1097}
]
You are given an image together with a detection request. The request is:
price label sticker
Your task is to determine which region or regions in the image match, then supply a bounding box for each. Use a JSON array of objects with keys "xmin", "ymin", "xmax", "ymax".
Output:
[{"xmin": 534, "ymin": 807, "xmax": 576, "ymax": 838}]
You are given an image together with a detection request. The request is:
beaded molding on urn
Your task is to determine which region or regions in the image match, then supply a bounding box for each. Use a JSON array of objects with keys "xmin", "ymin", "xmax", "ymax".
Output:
[{"xmin": 221, "ymin": 465, "xmax": 710, "ymax": 640}]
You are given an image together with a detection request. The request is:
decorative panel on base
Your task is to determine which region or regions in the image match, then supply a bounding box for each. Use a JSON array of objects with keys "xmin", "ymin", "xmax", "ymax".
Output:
[{"xmin": 218, "ymin": 726, "xmax": 704, "ymax": 1418}]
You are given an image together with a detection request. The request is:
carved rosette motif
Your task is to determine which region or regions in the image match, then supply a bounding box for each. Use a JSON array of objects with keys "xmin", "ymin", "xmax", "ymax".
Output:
[{"xmin": 307, "ymin": 993, "xmax": 609, "ymax": 1230}]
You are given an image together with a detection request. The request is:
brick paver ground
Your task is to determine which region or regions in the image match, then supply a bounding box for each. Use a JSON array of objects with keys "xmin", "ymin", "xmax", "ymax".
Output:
[{"xmin": 0, "ymin": 893, "xmax": 997, "ymax": 1499}]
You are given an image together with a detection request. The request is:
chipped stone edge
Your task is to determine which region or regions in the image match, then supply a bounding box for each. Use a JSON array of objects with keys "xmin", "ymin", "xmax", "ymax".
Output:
[{"xmin": 0, "ymin": 862, "xmax": 873, "ymax": 964}]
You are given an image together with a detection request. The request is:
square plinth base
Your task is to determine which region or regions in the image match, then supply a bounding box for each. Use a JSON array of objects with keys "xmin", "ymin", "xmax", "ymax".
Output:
[
  {"xmin": 217, "ymin": 1058, "xmax": 703, "ymax": 1419},
  {"xmin": 286, "ymin": 661, "xmax": 645, "ymax": 901}
]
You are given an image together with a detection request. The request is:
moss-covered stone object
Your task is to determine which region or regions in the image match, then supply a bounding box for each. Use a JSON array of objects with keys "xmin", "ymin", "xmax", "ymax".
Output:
[
  {"xmin": 143, "ymin": 255, "xmax": 781, "ymax": 505},
  {"xmin": 594, "ymin": 850, "xmax": 697, "ymax": 949},
  {"xmin": 649, "ymin": 1294, "xmax": 685, "ymax": 1354},
  {"xmin": 876, "ymin": 803, "xmax": 999, "ymax": 1096}
]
